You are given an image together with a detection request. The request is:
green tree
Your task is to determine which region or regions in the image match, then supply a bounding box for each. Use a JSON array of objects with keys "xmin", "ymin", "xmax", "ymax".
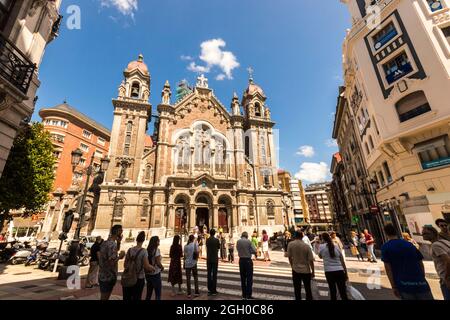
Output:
[{"xmin": 0, "ymin": 122, "xmax": 55, "ymax": 228}]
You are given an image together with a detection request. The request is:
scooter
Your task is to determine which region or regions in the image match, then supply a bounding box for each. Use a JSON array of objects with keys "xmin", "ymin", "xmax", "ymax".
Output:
[
  {"xmin": 24, "ymin": 242, "xmax": 48, "ymax": 266},
  {"xmin": 9, "ymin": 247, "xmax": 33, "ymax": 265}
]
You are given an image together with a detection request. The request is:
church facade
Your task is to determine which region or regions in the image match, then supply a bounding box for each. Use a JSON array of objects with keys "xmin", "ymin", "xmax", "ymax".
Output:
[{"xmin": 93, "ymin": 55, "xmax": 285, "ymax": 239}]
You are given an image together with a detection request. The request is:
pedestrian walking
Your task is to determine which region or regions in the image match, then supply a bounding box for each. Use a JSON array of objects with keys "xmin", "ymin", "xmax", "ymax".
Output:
[
  {"xmin": 283, "ymin": 231, "xmax": 291, "ymax": 253},
  {"xmin": 302, "ymin": 231, "xmax": 314, "ymax": 253},
  {"xmin": 98, "ymin": 225, "xmax": 126, "ymax": 301},
  {"xmin": 121, "ymin": 231, "xmax": 155, "ymax": 301},
  {"xmin": 402, "ymin": 232, "xmax": 420, "ymax": 250},
  {"xmin": 228, "ymin": 234, "xmax": 235, "ymax": 263},
  {"xmin": 262, "ymin": 230, "xmax": 271, "ymax": 262},
  {"xmin": 237, "ymin": 231, "xmax": 256, "ymax": 300},
  {"xmin": 198, "ymin": 231, "xmax": 204, "ymax": 259},
  {"xmin": 184, "ymin": 234, "xmax": 200, "ymax": 299},
  {"xmin": 364, "ymin": 229, "xmax": 377, "ymax": 263},
  {"xmin": 382, "ymin": 224, "xmax": 433, "ymax": 300},
  {"xmin": 168, "ymin": 235, "xmax": 183, "ymax": 296},
  {"xmin": 319, "ymin": 232, "xmax": 349, "ymax": 300},
  {"xmin": 436, "ymin": 219, "xmax": 450, "ymax": 242},
  {"xmin": 206, "ymin": 228, "xmax": 220, "ymax": 296},
  {"xmin": 350, "ymin": 231, "xmax": 364, "ymax": 261},
  {"xmin": 331, "ymin": 231, "xmax": 345, "ymax": 259},
  {"xmin": 220, "ymin": 232, "xmax": 227, "ymax": 261},
  {"xmin": 251, "ymin": 232, "xmax": 259, "ymax": 260},
  {"xmin": 287, "ymin": 231, "xmax": 315, "ymax": 301},
  {"xmin": 145, "ymin": 236, "xmax": 164, "ymax": 300},
  {"xmin": 422, "ymin": 225, "xmax": 450, "ymax": 300},
  {"xmin": 85, "ymin": 236, "xmax": 103, "ymax": 289}
]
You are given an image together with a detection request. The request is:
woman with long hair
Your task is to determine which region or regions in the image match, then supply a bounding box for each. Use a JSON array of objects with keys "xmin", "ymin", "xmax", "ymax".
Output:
[
  {"xmin": 145, "ymin": 236, "xmax": 164, "ymax": 300},
  {"xmin": 168, "ymin": 235, "xmax": 183, "ymax": 296},
  {"xmin": 402, "ymin": 232, "xmax": 420, "ymax": 250},
  {"xmin": 262, "ymin": 230, "xmax": 271, "ymax": 262},
  {"xmin": 319, "ymin": 232, "xmax": 349, "ymax": 300},
  {"xmin": 184, "ymin": 234, "xmax": 200, "ymax": 298}
]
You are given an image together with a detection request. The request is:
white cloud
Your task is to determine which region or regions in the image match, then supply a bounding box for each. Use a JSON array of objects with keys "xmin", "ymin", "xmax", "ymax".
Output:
[
  {"xmin": 100, "ymin": 0, "xmax": 138, "ymax": 16},
  {"xmin": 295, "ymin": 162, "xmax": 331, "ymax": 184},
  {"xmin": 325, "ymin": 139, "xmax": 338, "ymax": 148},
  {"xmin": 185, "ymin": 38, "xmax": 240, "ymax": 80},
  {"xmin": 296, "ymin": 145, "xmax": 315, "ymax": 158},
  {"xmin": 180, "ymin": 55, "xmax": 193, "ymax": 61},
  {"xmin": 187, "ymin": 62, "xmax": 210, "ymax": 74}
]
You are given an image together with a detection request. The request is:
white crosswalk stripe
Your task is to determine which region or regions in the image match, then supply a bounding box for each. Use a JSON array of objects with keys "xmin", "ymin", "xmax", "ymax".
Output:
[{"xmin": 158, "ymin": 260, "xmax": 331, "ymax": 300}]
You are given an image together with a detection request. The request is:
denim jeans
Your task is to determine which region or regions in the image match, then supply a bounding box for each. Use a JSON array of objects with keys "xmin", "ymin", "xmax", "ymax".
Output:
[
  {"xmin": 441, "ymin": 282, "xmax": 450, "ymax": 301},
  {"xmin": 367, "ymin": 244, "xmax": 377, "ymax": 261},
  {"xmin": 239, "ymin": 258, "xmax": 253, "ymax": 299},
  {"xmin": 145, "ymin": 273, "xmax": 162, "ymax": 300},
  {"xmin": 399, "ymin": 290, "xmax": 434, "ymax": 300},
  {"xmin": 186, "ymin": 266, "xmax": 199, "ymax": 296}
]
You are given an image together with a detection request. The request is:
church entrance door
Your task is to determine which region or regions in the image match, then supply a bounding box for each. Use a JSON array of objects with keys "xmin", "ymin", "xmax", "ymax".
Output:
[
  {"xmin": 196, "ymin": 208, "xmax": 209, "ymax": 231},
  {"xmin": 218, "ymin": 208, "xmax": 228, "ymax": 233}
]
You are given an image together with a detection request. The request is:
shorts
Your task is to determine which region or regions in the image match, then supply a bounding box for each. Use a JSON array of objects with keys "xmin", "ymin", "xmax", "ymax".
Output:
[{"xmin": 99, "ymin": 278, "xmax": 117, "ymax": 294}]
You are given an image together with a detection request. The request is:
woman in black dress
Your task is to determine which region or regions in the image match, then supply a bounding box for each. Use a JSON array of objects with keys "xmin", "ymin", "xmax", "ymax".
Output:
[{"xmin": 168, "ymin": 235, "xmax": 183, "ymax": 296}]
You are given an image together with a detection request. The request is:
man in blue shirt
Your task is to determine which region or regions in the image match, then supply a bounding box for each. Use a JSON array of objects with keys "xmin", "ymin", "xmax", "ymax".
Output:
[{"xmin": 382, "ymin": 223, "xmax": 433, "ymax": 300}]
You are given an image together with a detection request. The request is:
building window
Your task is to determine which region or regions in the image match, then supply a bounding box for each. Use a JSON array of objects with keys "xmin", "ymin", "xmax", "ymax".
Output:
[
  {"xmin": 255, "ymin": 103, "xmax": 262, "ymax": 117},
  {"xmin": 98, "ymin": 137, "xmax": 106, "ymax": 146},
  {"xmin": 124, "ymin": 122, "xmax": 132, "ymax": 155},
  {"xmin": 245, "ymin": 136, "xmax": 250, "ymax": 158},
  {"xmin": 131, "ymin": 82, "xmax": 141, "ymax": 99},
  {"xmin": 427, "ymin": 0, "xmax": 443, "ymax": 12},
  {"xmin": 53, "ymin": 151, "xmax": 61, "ymax": 159},
  {"xmin": 94, "ymin": 150, "xmax": 103, "ymax": 158},
  {"xmin": 80, "ymin": 143, "xmax": 89, "ymax": 152},
  {"xmin": 383, "ymin": 52, "xmax": 413, "ymax": 84},
  {"xmin": 260, "ymin": 134, "xmax": 267, "ymax": 165},
  {"xmin": 82, "ymin": 130, "xmax": 92, "ymax": 139},
  {"xmin": 50, "ymin": 133, "xmax": 65, "ymax": 143},
  {"xmin": 414, "ymin": 135, "xmax": 450, "ymax": 170},
  {"xmin": 395, "ymin": 91, "xmax": 431, "ymax": 123},
  {"xmin": 442, "ymin": 26, "xmax": 450, "ymax": 44},
  {"xmin": 45, "ymin": 119, "xmax": 68, "ymax": 129},
  {"xmin": 248, "ymin": 201, "xmax": 255, "ymax": 219},
  {"xmin": 0, "ymin": 0, "xmax": 13, "ymax": 30},
  {"xmin": 264, "ymin": 172, "xmax": 271, "ymax": 186},
  {"xmin": 266, "ymin": 201, "xmax": 275, "ymax": 218},
  {"xmin": 378, "ymin": 171, "xmax": 386, "ymax": 187},
  {"xmin": 113, "ymin": 200, "xmax": 124, "ymax": 221},
  {"xmin": 383, "ymin": 161, "xmax": 393, "ymax": 183},
  {"xmin": 369, "ymin": 136, "xmax": 375, "ymax": 149},
  {"xmin": 73, "ymin": 172, "xmax": 83, "ymax": 181},
  {"xmin": 79, "ymin": 158, "xmax": 86, "ymax": 167},
  {"xmin": 373, "ymin": 22, "xmax": 398, "ymax": 50},
  {"xmin": 141, "ymin": 199, "xmax": 150, "ymax": 218}
]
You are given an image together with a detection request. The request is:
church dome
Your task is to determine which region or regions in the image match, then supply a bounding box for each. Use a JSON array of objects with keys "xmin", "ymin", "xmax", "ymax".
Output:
[
  {"xmin": 245, "ymin": 80, "xmax": 266, "ymax": 98},
  {"xmin": 126, "ymin": 54, "xmax": 149, "ymax": 75}
]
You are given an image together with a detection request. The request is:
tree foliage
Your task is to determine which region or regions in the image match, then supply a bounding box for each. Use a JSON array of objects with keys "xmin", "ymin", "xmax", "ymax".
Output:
[{"xmin": 0, "ymin": 122, "xmax": 55, "ymax": 223}]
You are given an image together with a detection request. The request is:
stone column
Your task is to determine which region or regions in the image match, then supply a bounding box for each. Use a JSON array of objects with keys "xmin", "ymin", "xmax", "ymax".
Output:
[
  {"xmin": 213, "ymin": 205, "xmax": 219, "ymax": 229},
  {"xmin": 189, "ymin": 204, "xmax": 196, "ymax": 230}
]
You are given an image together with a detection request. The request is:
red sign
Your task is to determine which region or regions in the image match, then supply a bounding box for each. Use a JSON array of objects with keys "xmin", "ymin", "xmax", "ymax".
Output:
[{"xmin": 370, "ymin": 206, "xmax": 379, "ymax": 213}]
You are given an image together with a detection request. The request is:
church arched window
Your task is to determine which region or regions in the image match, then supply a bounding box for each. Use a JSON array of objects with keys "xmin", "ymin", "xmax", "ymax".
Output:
[
  {"xmin": 215, "ymin": 139, "xmax": 226, "ymax": 173},
  {"xmin": 124, "ymin": 121, "xmax": 133, "ymax": 156},
  {"xmin": 255, "ymin": 102, "xmax": 262, "ymax": 117},
  {"xmin": 245, "ymin": 136, "xmax": 250, "ymax": 158},
  {"xmin": 113, "ymin": 199, "xmax": 124, "ymax": 222},
  {"xmin": 248, "ymin": 201, "xmax": 255, "ymax": 219},
  {"xmin": 131, "ymin": 82, "xmax": 141, "ymax": 99},
  {"xmin": 260, "ymin": 134, "xmax": 267, "ymax": 165},
  {"xmin": 141, "ymin": 199, "xmax": 150, "ymax": 218},
  {"xmin": 266, "ymin": 200, "xmax": 275, "ymax": 218}
]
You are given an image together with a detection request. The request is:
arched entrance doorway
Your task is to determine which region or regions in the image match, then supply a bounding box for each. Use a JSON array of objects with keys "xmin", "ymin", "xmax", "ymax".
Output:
[
  {"xmin": 195, "ymin": 194, "xmax": 211, "ymax": 231},
  {"xmin": 218, "ymin": 195, "xmax": 232, "ymax": 233},
  {"xmin": 174, "ymin": 195, "xmax": 189, "ymax": 234}
]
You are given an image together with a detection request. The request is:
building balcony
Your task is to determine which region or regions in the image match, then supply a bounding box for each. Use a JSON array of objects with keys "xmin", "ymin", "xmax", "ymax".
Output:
[{"xmin": 0, "ymin": 32, "xmax": 36, "ymax": 95}]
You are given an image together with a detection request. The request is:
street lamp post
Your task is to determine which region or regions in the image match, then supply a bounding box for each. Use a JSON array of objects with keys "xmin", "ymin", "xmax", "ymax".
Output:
[
  {"xmin": 70, "ymin": 149, "xmax": 110, "ymax": 241},
  {"xmin": 349, "ymin": 179, "xmax": 387, "ymax": 245}
]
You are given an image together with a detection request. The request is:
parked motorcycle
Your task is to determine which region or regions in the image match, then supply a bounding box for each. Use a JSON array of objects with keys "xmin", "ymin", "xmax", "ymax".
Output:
[
  {"xmin": 1, "ymin": 242, "xmax": 32, "ymax": 264},
  {"xmin": 9, "ymin": 247, "xmax": 33, "ymax": 265},
  {"xmin": 24, "ymin": 242, "xmax": 48, "ymax": 267},
  {"xmin": 39, "ymin": 247, "xmax": 90, "ymax": 271}
]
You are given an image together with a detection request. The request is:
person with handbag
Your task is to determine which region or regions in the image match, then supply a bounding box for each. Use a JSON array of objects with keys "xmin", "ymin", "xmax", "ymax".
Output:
[
  {"xmin": 350, "ymin": 231, "xmax": 364, "ymax": 261},
  {"xmin": 121, "ymin": 231, "xmax": 155, "ymax": 301},
  {"xmin": 184, "ymin": 234, "xmax": 200, "ymax": 298}
]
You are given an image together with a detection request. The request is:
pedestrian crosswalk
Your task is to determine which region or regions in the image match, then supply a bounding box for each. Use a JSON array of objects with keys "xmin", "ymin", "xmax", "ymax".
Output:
[{"xmin": 158, "ymin": 259, "xmax": 332, "ymax": 300}]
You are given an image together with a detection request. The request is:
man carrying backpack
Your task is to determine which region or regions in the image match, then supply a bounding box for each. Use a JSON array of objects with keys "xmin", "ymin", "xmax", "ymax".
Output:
[
  {"xmin": 422, "ymin": 225, "xmax": 450, "ymax": 300},
  {"xmin": 121, "ymin": 231, "xmax": 155, "ymax": 300}
]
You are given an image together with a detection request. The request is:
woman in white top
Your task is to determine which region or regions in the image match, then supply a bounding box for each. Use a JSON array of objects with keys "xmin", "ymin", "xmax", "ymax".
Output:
[{"xmin": 319, "ymin": 232, "xmax": 349, "ymax": 300}]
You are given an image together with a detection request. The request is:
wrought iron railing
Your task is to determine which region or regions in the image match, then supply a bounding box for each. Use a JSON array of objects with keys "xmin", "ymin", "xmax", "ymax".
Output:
[{"xmin": 0, "ymin": 32, "xmax": 36, "ymax": 95}]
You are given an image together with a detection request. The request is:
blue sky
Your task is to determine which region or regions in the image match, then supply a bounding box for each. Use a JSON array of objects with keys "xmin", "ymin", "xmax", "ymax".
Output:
[{"xmin": 34, "ymin": 0, "xmax": 350, "ymax": 184}]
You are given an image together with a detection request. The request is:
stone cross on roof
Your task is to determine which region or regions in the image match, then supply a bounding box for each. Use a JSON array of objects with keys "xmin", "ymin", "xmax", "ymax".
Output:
[{"xmin": 196, "ymin": 74, "xmax": 209, "ymax": 88}]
